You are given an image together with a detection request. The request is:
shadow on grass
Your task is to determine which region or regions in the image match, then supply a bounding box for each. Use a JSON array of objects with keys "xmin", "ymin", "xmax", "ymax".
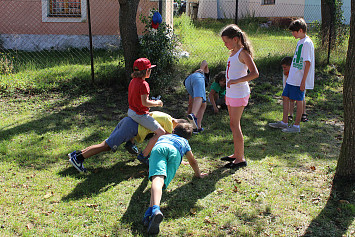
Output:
[
  {"xmin": 302, "ymin": 181, "xmax": 355, "ymax": 236},
  {"xmin": 117, "ymin": 167, "xmax": 232, "ymax": 235},
  {"xmin": 60, "ymin": 160, "xmax": 148, "ymax": 201},
  {"xmin": 0, "ymin": 87, "xmax": 128, "ymax": 169}
]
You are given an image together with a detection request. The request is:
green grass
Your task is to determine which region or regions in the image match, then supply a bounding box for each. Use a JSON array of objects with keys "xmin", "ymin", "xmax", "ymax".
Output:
[{"xmin": 0, "ymin": 16, "xmax": 354, "ymax": 236}]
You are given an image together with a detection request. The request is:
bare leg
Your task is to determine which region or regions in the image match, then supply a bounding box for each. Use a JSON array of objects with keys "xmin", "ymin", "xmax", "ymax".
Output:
[
  {"xmin": 142, "ymin": 127, "xmax": 165, "ymax": 157},
  {"xmin": 282, "ymin": 96, "xmax": 290, "ymax": 124},
  {"xmin": 295, "ymin": 100, "xmax": 303, "ymax": 126},
  {"xmin": 81, "ymin": 141, "xmax": 111, "ymax": 159},
  {"xmin": 187, "ymin": 96, "xmax": 193, "ymax": 115},
  {"xmin": 196, "ymin": 102, "xmax": 206, "ymax": 129},
  {"xmin": 191, "ymin": 97, "xmax": 203, "ymax": 116},
  {"xmin": 227, "ymin": 105, "xmax": 246, "ymax": 164},
  {"xmin": 149, "ymin": 175, "xmax": 165, "ymax": 207}
]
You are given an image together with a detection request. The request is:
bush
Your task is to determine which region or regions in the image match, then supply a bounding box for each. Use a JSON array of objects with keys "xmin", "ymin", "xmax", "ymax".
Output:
[{"xmin": 139, "ymin": 10, "xmax": 180, "ymax": 94}]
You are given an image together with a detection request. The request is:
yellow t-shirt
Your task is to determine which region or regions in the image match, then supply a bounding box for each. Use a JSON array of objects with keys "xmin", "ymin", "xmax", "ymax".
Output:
[{"xmin": 134, "ymin": 111, "xmax": 173, "ymax": 143}]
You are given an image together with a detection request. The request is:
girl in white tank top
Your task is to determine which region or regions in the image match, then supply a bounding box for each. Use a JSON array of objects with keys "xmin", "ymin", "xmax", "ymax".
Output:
[
  {"xmin": 220, "ymin": 24, "xmax": 259, "ymax": 169},
  {"xmin": 226, "ymin": 48, "xmax": 250, "ymax": 98}
]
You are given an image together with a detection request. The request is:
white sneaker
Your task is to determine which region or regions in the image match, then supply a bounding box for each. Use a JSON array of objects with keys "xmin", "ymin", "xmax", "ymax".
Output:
[
  {"xmin": 282, "ymin": 125, "xmax": 300, "ymax": 133},
  {"xmin": 269, "ymin": 121, "xmax": 288, "ymax": 129}
]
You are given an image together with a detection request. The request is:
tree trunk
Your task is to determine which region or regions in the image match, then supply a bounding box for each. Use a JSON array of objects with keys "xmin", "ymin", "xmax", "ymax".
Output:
[
  {"xmin": 118, "ymin": 0, "xmax": 141, "ymax": 86},
  {"xmin": 334, "ymin": 0, "xmax": 355, "ymax": 183},
  {"xmin": 321, "ymin": 0, "xmax": 334, "ymax": 47}
]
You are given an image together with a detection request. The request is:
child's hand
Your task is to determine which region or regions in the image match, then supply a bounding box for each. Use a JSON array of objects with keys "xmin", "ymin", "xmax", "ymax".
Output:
[
  {"xmin": 227, "ymin": 80, "xmax": 232, "ymax": 88},
  {"xmin": 156, "ymin": 100, "xmax": 163, "ymax": 107}
]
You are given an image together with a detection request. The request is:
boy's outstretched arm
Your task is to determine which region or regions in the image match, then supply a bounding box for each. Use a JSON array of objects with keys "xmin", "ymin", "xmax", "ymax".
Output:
[
  {"xmin": 300, "ymin": 61, "xmax": 311, "ymax": 91},
  {"xmin": 185, "ymin": 151, "xmax": 208, "ymax": 178}
]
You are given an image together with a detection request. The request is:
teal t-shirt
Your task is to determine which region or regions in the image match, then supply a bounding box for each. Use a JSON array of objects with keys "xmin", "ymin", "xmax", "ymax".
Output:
[{"xmin": 210, "ymin": 82, "xmax": 226, "ymax": 98}]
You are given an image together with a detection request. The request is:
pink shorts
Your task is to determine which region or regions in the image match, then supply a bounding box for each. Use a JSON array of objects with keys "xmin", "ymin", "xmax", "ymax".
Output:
[{"xmin": 225, "ymin": 95, "xmax": 250, "ymax": 107}]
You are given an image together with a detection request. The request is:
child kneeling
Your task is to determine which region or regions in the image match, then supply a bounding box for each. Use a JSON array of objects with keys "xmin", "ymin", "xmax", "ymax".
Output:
[{"xmin": 143, "ymin": 123, "xmax": 208, "ymax": 235}]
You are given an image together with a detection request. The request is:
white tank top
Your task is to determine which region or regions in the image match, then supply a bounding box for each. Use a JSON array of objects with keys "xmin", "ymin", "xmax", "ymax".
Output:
[{"xmin": 225, "ymin": 48, "xmax": 250, "ymax": 98}]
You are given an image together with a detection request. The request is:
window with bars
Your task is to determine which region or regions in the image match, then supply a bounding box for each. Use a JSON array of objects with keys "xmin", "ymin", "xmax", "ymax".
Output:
[
  {"xmin": 262, "ymin": 0, "xmax": 275, "ymax": 5},
  {"xmin": 49, "ymin": 0, "xmax": 81, "ymax": 17}
]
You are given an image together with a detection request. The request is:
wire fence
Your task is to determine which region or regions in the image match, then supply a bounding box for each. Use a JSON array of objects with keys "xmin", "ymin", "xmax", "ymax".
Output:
[{"xmin": 0, "ymin": 0, "xmax": 351, "ymax": 77}]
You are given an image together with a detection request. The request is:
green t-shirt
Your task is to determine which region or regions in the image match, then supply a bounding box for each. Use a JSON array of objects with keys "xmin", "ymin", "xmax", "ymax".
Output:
[{"xmin": 210, "ymin": 82, "xmax": 226, "ymax": 98}]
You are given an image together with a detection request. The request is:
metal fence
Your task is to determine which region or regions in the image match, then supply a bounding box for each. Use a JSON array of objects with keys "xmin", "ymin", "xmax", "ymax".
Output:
[{"xmin": 0, "ymin": 0, "xmax": 351, "ymax": 76}]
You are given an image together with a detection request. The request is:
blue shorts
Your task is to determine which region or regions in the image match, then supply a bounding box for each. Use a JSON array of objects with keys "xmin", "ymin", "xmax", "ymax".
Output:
[
  {"xmin": 184, "ymin": 72, "xmax": 206, "ymax": 102},
  {"xmin": 282, "ymin": 83, "xmax": 305, "ymax": 101},
  {"xmin": 105, "ymin": 117, "xmax": 138, "ymax": 152},
  {"xmin": 149, "ymin": 143, "xmax": 181, "ymax": 190}
]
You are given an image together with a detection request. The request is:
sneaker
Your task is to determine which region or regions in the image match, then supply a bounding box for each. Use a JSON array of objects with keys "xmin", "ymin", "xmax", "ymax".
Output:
[
  {"xmin": 147, "ymin": 210, "xmax": 164, "ymax": 235},
  {"xmin": 193, "ymin": 127, "xmax": 204, "ymax": 134},
  {"xmin": 137, "ymin": 152, "xmax": 149, "ymax": 166},
  {"xmin": 269, "ymin": 121, "xmax": 288, "ymax": 129},
  {"xmin": 282, "ymin": 125, "xmax": 300, "ymax": 133},
  {"xmin": 142, "ymin": 215, "xmax": 150, "ymax": 227},
  {"xmin": 187, "ymin": 113, "xmax": 198, "ymax": 129},
  {"xmin": 288, "ymin": 115, "xmax": 293, "ymax": 122},
  {"xmin": 124, "ymin": 141, "xmax": 139, "ymax": 155},
  {"xmin": 301, "ymin": 114, "xmax": 309, "ymax": 122},
  {"xmin": 68, "ymin": 151, "xmax": 87, "ymax": 173}
]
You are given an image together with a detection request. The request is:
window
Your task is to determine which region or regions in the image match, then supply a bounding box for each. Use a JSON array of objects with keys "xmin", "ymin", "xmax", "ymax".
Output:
[
  {"xmin": 262, "ymin": 0, "xmax": 275, "ymax": 5},
  {"xmin": 49, "ymin": 0, "xmax": 81, "ymax": 17},
  {"xmin": 42, "ymin": 0, "xmax": 87, "ymax": 23}
]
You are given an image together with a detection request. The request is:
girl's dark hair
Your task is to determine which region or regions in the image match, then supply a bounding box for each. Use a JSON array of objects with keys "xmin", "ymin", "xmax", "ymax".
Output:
[
  {"xmin": 131, "ymin": 69, "xmax": 147, "ymax": 78},
  {"xmin": 173, "ymin": 123, "xmax": 193, "ymax": 140},
  {"xmin": 289, "ymin": 18, "xmax": 307, "ymax": 33},
  {"xmin": 221, "ymin": 24, "xmax": 254, "ymax": 57},
  {"xmin": 213, "ymin": 71, "xmax": 226, "ymax": 83},
  {"xmin": 280, "ymin": 56, "xmax": 292, "ymax": 66}
]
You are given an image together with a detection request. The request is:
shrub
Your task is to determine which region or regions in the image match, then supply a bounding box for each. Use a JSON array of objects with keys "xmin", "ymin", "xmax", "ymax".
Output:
[
  {"xmin": 139, "ymin": 10, "xmax": 180, "ymax": 94},
  {"xmin": 0, "ymin": 52, "xmax": 14, "ymax": 75}
]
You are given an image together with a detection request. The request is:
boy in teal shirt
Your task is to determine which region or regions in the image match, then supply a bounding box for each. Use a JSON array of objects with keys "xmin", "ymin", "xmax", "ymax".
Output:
[{"xmin": 143, "ymin": 123, "xmax": 208, "ymax": 234}]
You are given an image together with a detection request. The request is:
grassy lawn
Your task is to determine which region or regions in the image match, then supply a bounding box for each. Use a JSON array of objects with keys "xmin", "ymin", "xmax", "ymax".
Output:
[{"xmin": 0, "ymin": 16, "xmax": 354, "ymax": 236}]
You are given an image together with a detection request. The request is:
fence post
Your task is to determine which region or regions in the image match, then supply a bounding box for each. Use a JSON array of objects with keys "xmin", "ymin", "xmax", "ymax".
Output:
[
  {"xmin": 327, "ymin": 0, "xmax": 336, "ymax": 65},
  {"xmin": 235, "ymin": 0, "xmax": 239, "ymax": 25},
  {"xmin": 159, "ymin": 0, "xmax": 163, "ymax": 15},
  {"xmin": 87, "ymin": 0, "xmax": 95, "ymax": 84}
]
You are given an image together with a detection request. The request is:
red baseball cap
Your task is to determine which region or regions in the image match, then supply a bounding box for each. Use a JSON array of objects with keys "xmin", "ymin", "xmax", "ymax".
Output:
[{"xmin": 133, "ymin": 58, "xmax": 156, "ymax": 71}]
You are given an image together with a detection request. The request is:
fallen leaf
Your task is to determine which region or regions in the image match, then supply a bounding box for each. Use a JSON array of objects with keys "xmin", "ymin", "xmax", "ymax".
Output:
[
  {"xmin": 310, "ymin": 166, "xmax": 316, "ymax": 171},
  {"xmin": 26, "ymin": 223, "xmax": 34, "ymax": 229},
  {"xmin": 339, "ymin": 200, "xmax": 350, "ymax": 204},
  {"xmin": 190, "ymin": 208, "xmax": 197, "ymax": 215},
  {"xmin": 43, "ymin": 192, "xmax": 53, "ymax": 199},
  {"xmin": 86, "ymin": 203, "xmax": 98, "ymax": 208},
  {"xmin": 233, "ymin": 185, "xmax": 238, "ymax": 192}
]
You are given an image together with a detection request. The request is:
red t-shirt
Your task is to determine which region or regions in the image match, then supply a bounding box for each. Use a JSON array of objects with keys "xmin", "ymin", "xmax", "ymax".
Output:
[{"xmin": 128, "ymin": 77, "xmax": 150, "ymax": 115}]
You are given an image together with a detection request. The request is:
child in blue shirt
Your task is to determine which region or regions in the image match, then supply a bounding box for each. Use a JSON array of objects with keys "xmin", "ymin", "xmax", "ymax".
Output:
[{"xmin": 143, "ymin": 123, "xmax": 208, "ymax": 235}]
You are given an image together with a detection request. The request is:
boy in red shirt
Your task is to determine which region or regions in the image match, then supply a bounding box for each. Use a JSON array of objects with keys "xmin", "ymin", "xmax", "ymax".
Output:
[{"xmin": 128, "ymin": 58, "xmax": 165, "ymax": 164}]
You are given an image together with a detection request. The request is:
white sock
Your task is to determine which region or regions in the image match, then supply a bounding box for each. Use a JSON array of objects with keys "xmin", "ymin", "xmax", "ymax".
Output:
[{"xmin": 293, "ymin": 125, "xmax": 300, "ymax": 128}]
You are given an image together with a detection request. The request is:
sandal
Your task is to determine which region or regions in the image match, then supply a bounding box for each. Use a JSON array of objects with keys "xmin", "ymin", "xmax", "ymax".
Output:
[
  {"xmin": 301, "ymin": 114, "xmax": 309, "ymax": 122},
  {"xmin": 220, "ymin": 156, "xmax": 235, "ymax": 162},
  {"xmin": 223, "ymin": 161, "xmax": 247, "ymax": 169}
]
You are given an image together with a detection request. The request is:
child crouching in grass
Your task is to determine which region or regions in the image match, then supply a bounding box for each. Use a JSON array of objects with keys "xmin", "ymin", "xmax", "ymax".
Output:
[{"xmin": 143, "ymin": 123, "xmax": 208, "ymax": 235}]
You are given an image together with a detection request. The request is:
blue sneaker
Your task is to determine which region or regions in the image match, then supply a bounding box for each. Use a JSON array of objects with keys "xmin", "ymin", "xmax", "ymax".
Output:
[
  {"xmin": 193, "ymin": 127, "xmax": 204, "ymax": 134},
  {"xmin": 187, "ymin": 113, "xmax": 198, "ymax": 129},
  {"xmin": 124, "ymin": 141, "xmax": 139, "ymax": 155},
  {"xmin": 147, "ymin": 210, "xmax": 164, "ymax": 235},
  {"xmin": 68, "ymin": 151, "xmax": 87, "ymax": 173},
  {"xmin": 142, "ymin": 215, "xmax": 150, "ymax": 227},
  {"xmin": 137, "ymin": 152, "xmax": 149, "ymax": 166}
]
